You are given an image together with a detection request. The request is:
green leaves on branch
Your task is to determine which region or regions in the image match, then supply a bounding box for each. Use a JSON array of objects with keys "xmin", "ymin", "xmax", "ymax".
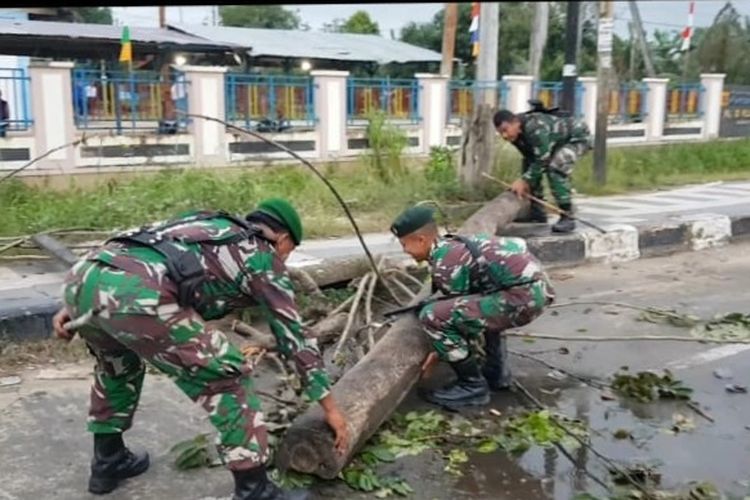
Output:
[{"xmin": 611, "ymin": 369, "xmax": 693, "ymax": 403}]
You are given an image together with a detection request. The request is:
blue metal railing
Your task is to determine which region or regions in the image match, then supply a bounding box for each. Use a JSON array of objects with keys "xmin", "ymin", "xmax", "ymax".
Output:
[
  {"xmin": 448, "ymin": 80, "xmax": 509, "ymax": 122},
  {"xmin": 608, "ymin": 82, "xmax": 649, "ymax": 124},
  {"xmin": 532, "ymin": 81, "xmax": 585, "ymax": 118},
  {"xmin": 0, "ymin": 67, "xmax": 32, "ymax": 134},
  {"xmin": 666, "ymin": 82, "xmax": 704, "ymax": 123},
  {"xmin": 225, "ymin": 73, "xmax": 316, "ymax": 130},
  {"xmin": 72, "ymin": 68, "xmax": 190, "ymax": 134},
  {"xmin": 346, "ymin": 77, "xmax": 420, "ymax": 124}
]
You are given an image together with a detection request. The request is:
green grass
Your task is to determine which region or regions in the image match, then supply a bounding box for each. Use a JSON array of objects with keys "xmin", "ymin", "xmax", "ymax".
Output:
[
  {"xmin": 3, "ymin": 138, "xmax": 750, "ymax": 240},
  {"xmin": 0, "ymin": 160, "xmax": 495, "ymax": 239}
]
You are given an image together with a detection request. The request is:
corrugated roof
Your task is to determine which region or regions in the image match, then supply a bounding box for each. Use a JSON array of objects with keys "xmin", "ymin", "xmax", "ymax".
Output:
[
  {"xmin": 0, "ymin": 19, "xmax": 238, "ymax": 51},
  {"xmin": 168, "ymin": 24, "xmax": 442, "ymax": 64}
]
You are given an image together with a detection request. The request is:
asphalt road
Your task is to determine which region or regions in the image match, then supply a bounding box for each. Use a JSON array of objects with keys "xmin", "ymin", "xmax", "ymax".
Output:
[{"xmin": 1, "ymin": 241, "xmax": 750, "ymax": 499}]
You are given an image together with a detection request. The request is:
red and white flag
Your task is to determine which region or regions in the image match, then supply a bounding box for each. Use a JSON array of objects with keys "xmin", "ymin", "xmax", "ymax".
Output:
[{"xmin": 681, "ymin": 1, "xmax": 695, "ymax": 51}]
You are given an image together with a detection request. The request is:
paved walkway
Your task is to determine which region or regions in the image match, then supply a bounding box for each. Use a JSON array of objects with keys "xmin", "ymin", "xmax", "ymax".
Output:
[{"xmin": 577, "ymin": 180, "xmax": 750, "ymax": 226}]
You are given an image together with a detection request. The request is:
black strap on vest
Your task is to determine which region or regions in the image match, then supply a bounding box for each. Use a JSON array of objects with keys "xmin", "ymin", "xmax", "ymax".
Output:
[{"xmin": 105, "ymin": 211, "xmax": 263, "ymax": 307}]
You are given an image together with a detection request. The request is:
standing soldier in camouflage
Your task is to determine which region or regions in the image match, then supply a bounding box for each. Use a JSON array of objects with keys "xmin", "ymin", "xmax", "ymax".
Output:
[
  {"xmin": 52, "ymin": 198, "xmax": 348, "ymax": 500},
  {"xmin": 390, "ymin": 206, "xmax": 555, "ymax": 409},
  {"xmin": 493, "ymin": 104, "xmax": 593, "ymax": 233}
]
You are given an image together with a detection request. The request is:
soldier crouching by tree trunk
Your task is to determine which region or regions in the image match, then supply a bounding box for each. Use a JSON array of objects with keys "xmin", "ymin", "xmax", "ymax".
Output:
[
  {"xmin": 390, "ymin": 205, "xmax": 556, "ymax": 410},
  {"xmin": 493, "ymin": 102, "xmax": 593, "ymax": 233},
  {"xmin": 52, "ymin": 198, "xmax": 348, "ymax": 500}
]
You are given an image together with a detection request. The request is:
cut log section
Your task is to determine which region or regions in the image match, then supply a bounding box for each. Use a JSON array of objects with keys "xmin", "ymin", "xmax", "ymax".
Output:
[{"xmin": 275, "ymin": 191, "xmax": 527, "ymax": 478}]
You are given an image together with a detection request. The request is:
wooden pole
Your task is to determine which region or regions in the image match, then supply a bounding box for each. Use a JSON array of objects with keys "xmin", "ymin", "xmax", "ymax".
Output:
[
  {"xmin": 440, "ymin": 3, "xmax": 458, "ymax": 78},
  {"xmin": 628, "ymin": 0, "xmax": 656, "ymax": 78},
  {"xmin": 529, "ymin": 2, "xmax": 549, "ymax": 81}
]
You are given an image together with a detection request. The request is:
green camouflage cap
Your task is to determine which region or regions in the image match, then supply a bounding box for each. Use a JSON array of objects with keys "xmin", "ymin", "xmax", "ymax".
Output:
[
  {"xmin": 390, "ymin": 205, "xmax": 436, "ymax": 238},
  {"xmin": 256, "ymin": 198, "xmax": 303, "ymax": 245}
]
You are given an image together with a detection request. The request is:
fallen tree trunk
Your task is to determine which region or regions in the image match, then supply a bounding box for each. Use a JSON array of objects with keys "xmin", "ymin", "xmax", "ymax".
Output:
[
  {"xmin": 275, "ymin": 191, "xmax": 527, "ymax": 478},
  {"xmin": 30, "ymin": 233, "xmax": 78, "ymax": 267}
]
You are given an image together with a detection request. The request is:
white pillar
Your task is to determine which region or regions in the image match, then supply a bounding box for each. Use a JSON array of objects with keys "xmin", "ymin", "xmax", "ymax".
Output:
[
  {"xmin": 28, "ymin": 61, "xmax": 76, "ymax": 171},
  {"xmin": 578, "ymin": 76, "xmax": 597, "ymax": 132},
  {"xmin": 501, "ymin": 75, "xmax": 534, "ymax": 113},
  {"xmin": 643, "ymin": 77, "xmax": 669, "ymax": 141},
  {"xmin": 700, "ymin": 73, "xmax": 726, "ymax": 139},
  {"xmin": 183, "ymin": 65, "xmax": 227, "ymax": 165},
  {"xmin": 415, "ymin": 73, "xmax": 448, "ymax": 152},
  {"xmin": 311, "ymin": 70, "xmax": 348, "ymax": 160}
]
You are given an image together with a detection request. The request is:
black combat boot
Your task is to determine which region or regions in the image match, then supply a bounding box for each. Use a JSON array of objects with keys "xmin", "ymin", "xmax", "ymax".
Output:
[
  {"xmin": 421, "ymin": 354, "xmax": 490, "ymax": 409},
  {"xmin": 232, "ymin": 465, "xmax": 311, "ymax": 500},
  {"xmin": 88, "ymin": 433, "xmax": 150, "ymax": 495},
  {"xmin": 551, "ymin": 203, "xmax": 576, "ymax": 233},
  {"xmin": 514, "ymin": 202, "xmax": 548, "ymax": 224},
  {"xmin": 482, "ymin": 332, "xmax": 512, "ymax": 391}
]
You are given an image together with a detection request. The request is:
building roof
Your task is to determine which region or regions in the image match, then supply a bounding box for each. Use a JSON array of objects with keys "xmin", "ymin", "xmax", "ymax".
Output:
[
  {"xmin": 0, "ymin": 19, "xmax": 239, "ymax": 58},
  {"xmin": 168, "ymin": 24, "xmax": 442, "ymax": 64}
]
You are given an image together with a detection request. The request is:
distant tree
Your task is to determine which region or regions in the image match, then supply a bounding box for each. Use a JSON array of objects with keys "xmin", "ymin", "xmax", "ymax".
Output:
[
  {"xmin": 340, "ymin": 11, "xmax": 379, "ymax": 35},
  {"xmin": 70, "ymin": 7, "xmax": 113, "ymax": 24},
  {"xmin": 323, "ymin": 11, "xmax": 379, "ymax": 35},
  {"xmin": 219, "ymin": 5, "xmax": 301, "ymax": 30}
]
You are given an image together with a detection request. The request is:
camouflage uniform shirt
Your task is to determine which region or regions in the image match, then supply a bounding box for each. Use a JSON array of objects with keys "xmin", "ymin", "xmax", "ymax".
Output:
[
  {"xmin": 512, "ymin": 112, "xmax": 591, "ymax": 187},
  {"xmin": 83, "ymin": 212, "xmax": 331, "ymax": 402},
  {"xmin": 429, "ymin": 233, "xmax": 551, "ymax": 296}
]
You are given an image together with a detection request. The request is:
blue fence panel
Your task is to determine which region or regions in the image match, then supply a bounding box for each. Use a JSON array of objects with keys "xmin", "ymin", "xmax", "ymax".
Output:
[
  {"xmin": 346, "ymin": 77, "xmax": 420, "ymax": 124},
  {"xmin": 532, "ymin": 81, "xmax": 586, "ymax": 118},
  {"xmin": 72, "ymin": 68, "xmax": 190, "ymax": 134},
  {"xmin": 225, "ymin": 73, "xmax": 316, "ymax": 131},
  {"xmin": 0, "ymin": 67, "xmax": 32, "ymax": 134},
  {"xmin": 448, "ymin": 80, "xmax": 508, "ymax": 122},
  {"xmin": 666, "ymin": 82, "xmax": 704, "ymax": 123}
]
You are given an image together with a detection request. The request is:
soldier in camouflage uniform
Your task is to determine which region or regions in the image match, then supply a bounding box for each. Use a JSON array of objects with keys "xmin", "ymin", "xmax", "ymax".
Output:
[
  {"xmin": 52, "ymin": 198, "xmax": 348, "ymax": 500},
  {"xmin": 493, "ymin": 105, "xmax": 593, "ymax": 233},
  {"xmin": 391, "ymin": 206, "xmax": 555, "ymax": 409}
]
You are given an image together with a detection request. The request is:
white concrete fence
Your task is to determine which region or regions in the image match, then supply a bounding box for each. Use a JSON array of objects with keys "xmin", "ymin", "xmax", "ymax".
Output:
[{"xmin": 0, "ymin": 62, "xmax": 728, "ymax": 176}]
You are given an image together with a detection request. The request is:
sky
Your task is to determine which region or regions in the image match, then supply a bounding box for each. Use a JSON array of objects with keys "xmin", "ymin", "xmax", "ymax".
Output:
[{"xmin": 111, "ymin": 2, "xmax": 750, "ymax": 40}]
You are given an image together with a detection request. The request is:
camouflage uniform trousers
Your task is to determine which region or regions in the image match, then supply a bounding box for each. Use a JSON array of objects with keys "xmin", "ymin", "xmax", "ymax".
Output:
[
  {"xmin": 527, "ymin": 141, "xmax": 592, "ymax": 207},
  {"xmin": 63, "ymin": 260, "xmax": 268, "ymax": 471},
  {"xmin": 418, "ymin": 280, "xmax": 554, "ymax": 362}
]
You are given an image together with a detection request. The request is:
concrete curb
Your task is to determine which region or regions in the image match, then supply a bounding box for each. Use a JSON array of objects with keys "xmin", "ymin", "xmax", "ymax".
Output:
[
  {"xmin": 526, "ymin": 213, "xmax": 750, "ymax": 268},
  {"xmin": 3, "ymin": 213, "xmax": 750, "ymax": 342}
]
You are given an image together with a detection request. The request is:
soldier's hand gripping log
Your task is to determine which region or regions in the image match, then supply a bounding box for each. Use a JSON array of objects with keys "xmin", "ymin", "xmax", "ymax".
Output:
[{"xmin": 481, "ymin": 172, "xmax": 608, "ymax": 234}]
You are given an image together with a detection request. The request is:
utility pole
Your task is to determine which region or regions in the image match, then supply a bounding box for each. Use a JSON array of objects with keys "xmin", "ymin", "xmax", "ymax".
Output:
[
  {"xmin": 529, "ymin": 2, "xmax": 549, "ymax": 81},
  {"xmin": 562, "ymin": 1, "xmax": 580, "ymax": 114},
  {"xmin": 460, "ymin": 1, "xmax": 499, "ymax": 189},
  {"xmin": 594, "ymin": 0, "xmax": 614, "ymax": 186},
  {"xmin": 441, "ymin": 3, "xmax": 458, "ymax": 78},
  {"xmin": 628, "ymin": 0, "xmax": 655, "ymax": 78},
  {"xmin": 212, "ymin": 6, "xmax": 218, "ymax": 26},
  {"xmin": 475, "ymin": 2, "xmax": 499, "ymax": 106}
]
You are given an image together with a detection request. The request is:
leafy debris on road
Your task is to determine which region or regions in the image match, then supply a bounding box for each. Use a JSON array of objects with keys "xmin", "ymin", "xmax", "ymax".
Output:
[
  {"xmin": 691, "ymin": 312, "xmax": 750, "ymax": 341},
  {"xmin": 611, "ymin": 368, "xmax": 693, "ymax": 403},
  {"xmin": 637, "ymin": 308, "xmax": 701, "ymax": 328},
  {"xmin": 170, "ymin": 433, "xmax": 222, "ymax": 470}
]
